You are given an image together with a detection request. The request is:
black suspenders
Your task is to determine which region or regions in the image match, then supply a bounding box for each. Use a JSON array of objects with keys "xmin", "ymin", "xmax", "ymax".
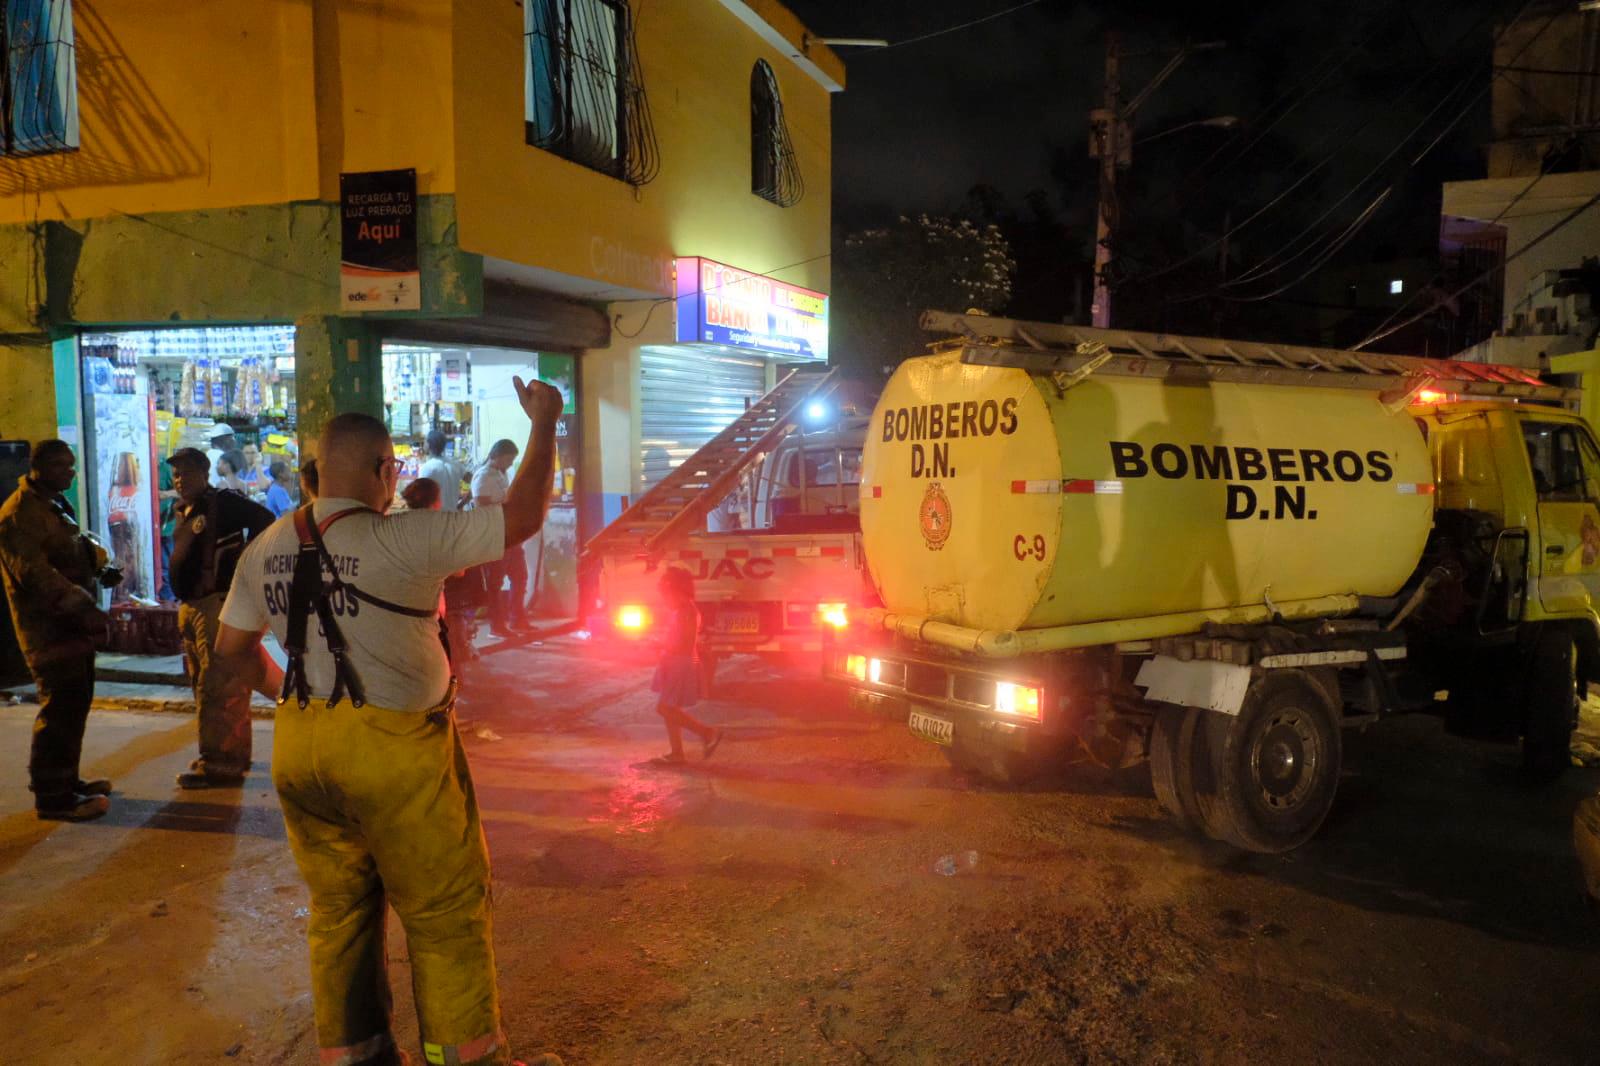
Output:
[{"xmin": 278, "ymin": 505, "xmax": 454, "ymax": 710}]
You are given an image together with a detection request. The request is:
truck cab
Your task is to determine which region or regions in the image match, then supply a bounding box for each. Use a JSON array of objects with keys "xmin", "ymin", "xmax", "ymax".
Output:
[{"xmin": 1412, "ymin": 402, "xmax": 1600, "ymax": 761}]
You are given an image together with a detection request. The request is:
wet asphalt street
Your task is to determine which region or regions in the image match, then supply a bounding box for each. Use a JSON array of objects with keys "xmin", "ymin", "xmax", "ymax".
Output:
[{"xmin": 2, "ymin": 636, "xmax": 1598, "ymax": 1064}]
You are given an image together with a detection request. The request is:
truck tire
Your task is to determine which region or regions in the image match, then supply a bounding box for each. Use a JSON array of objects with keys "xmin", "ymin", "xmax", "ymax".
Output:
[
  {"xmin": 1522, "ymin": 627, "xmax": 1577, "ymax": 784},
  {"xmin": 1148, "ymin": 704, "xmax": 1200, "ymax": 830},
  {"xmin": 1190, "ymin": 671, "xmax": 1342, "ymax": 854}
]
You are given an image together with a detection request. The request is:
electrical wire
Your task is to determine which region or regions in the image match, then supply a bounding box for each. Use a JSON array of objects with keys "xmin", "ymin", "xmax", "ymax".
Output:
[
  {"xmin": 1219, "ymin": 189, "xmax": 1393, "ymax": 302},
  {"xmin": 1123, "ymin": 0, "xmax": 1527, "ymax": 290},
  {"xmin": 1352, "ymin": 155, "xmax": 1556, "ymax": 350},
  {"xmin": 865, "ymin": 0, "xmax": 1044, "ymax": 53},
  {"xmin": 1355, "ymin": 189, "xmax": 1600, "ymax": 350},
  {"xmin": 1165, "ymin": 2, "xmax": 1560, "ymax": 303},
  {"xmin": 1188, "ymin": 10, "xmax": 1395, "ymax": 189},
  {"xmin": 612, "ymin": 251, "xmax": 835, "ymax": 339}
]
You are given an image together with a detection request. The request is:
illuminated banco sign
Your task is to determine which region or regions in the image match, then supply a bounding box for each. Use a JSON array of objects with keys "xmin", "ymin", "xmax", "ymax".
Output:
[{"xmin": 674, "ymin": 257, "xmax": 829, "ymax": 361}]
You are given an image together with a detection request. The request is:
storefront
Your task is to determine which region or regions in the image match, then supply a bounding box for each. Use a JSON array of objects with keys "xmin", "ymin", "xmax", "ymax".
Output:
[
  {"xmin": 381, "ymin": 341, "xmax": 580, "ymax": 614},
  {"xmin": 637, "ymin": 256, "xmax": 829, "ymax": 492},
  {"xmin": 76, "ymin": 326, "xmax": 300, "ymax": 608}
]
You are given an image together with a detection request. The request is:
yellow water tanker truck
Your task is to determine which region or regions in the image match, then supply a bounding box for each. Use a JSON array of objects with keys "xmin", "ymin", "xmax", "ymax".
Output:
[{"xmin": 828, "ymin": 311, "xmax": 1595, "ymax": 853}]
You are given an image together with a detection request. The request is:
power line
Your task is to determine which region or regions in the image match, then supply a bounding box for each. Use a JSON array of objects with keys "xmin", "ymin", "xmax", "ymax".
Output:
[
  {"xmin": 612, "ymin": 251, "xmax": 834, "ymax": 338},
  {"xmin": 1352, "ymin": 156, "xmax": 1556, "ymax": 350},
  {"xmin": 865, "ymin": 0, "xmax": 1044, "ymax": 54},
  {"xmin": 1354, "ymin": 188, "xmax": 1600, "ymax": 350},
  {"xmin": 1168, "ymin": 2, "xmax": 1559, "ymax": 304},
  {"xmin": 1187, "ymin": 10, "xmax": 1397, "ymax": 192},
  {"xmin": 1122, "ymin": 0, "xmax": 1523, "ymax": 291},
  {"xmin": 1220, "ymin": 189, "xmax": 1393, "ymax": 302}
]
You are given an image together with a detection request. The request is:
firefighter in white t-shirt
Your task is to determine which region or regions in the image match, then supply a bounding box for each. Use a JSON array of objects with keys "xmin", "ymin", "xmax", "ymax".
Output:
[{"xmin": 216, "ymin": 379, "xmax": 563, "ymax": 1066}]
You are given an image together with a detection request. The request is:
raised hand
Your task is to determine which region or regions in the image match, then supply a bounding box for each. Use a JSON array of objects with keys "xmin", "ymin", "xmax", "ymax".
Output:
[{"xmin": 513, "ymin": 376, "xmax": 564, "ymax": 425}]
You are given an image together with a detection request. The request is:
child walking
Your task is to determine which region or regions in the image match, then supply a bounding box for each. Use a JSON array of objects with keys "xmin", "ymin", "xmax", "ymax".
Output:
[{"xmin": 651, "ymin": 566, "xmax": 724, "ymax": 764}]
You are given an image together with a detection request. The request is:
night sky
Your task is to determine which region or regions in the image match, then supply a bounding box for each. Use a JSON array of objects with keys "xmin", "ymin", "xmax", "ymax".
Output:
[
  {"xmin": 784, "ymin": 0, "xmax": 1511, "ymax": 345},
  {"xmin": 789, "ymin": 0, "xmax": 1500, "ymax": 217}
]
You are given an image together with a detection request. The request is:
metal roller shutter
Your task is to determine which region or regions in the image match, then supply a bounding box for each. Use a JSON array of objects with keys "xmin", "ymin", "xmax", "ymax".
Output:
[{"xmin": 639, "ymin": 348, "xmax": 767, "ymax": 492}]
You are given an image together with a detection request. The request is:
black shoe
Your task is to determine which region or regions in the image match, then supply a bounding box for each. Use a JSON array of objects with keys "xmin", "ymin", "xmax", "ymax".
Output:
[
  {"xmin": 76, "ymin": 778, "xmax": 112, "ymax": 797},
  {"xmin": 37, "ymin": 794, "xmax": 110, "ymax": 822},
  {"xmin": 176, "ymin": 770, "xmax": 246, "ymax": 789}
]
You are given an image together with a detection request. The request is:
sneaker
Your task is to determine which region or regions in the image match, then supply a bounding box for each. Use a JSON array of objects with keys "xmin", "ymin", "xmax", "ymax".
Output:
[
  {"xmin": 176, "ymin": 770, "xmax": 247, "ymax": 790},
  {"xmin": 37, "ymin": 794, "xmax": 110, "ymax": 822},
  {"xmin": 76, "ymin": 778, "xmax": 113, "ymax": 797}
]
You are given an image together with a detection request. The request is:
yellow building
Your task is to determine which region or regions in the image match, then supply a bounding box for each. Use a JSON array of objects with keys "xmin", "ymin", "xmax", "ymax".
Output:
[{"xmin": 0, "ymin": 0, "xmax": 843, "ymax": 614}]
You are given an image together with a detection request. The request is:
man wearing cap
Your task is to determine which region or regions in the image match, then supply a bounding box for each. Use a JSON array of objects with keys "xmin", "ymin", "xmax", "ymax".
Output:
[
  {"xmin": 205, "ymin": 424, "xmax": 237, "ymax": 487},
  {"xmin": 0, "ymin": 440, "xmax": 121, "ymax": 821},
  {"xmin": 167, "ymin": 447, "xmax": 274, "ymax": 788}
]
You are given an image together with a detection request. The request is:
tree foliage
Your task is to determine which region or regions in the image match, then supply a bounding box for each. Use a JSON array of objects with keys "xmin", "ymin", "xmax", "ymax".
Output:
[{"xmin": 831, "ymin": 214, "xmax": 1016, "ymax": 373}]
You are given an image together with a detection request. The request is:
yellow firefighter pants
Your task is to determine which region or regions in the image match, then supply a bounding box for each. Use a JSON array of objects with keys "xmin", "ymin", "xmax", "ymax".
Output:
[
  {"xmin": 179, "ymin": 593, "xmax": 254, "ymax": 775},
  {"xmin": 272, "ymin": 698, "xmax": 508, "ymax": 1066}
]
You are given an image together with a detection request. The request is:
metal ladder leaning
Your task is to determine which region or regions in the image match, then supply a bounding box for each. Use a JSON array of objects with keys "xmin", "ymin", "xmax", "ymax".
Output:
[
  {"xmin": 920, "ymin": 310, "xmax": 1578, "ymax": 404},
  {"xmin": 583, "ymin": 365, "xmax": 843, "ymax": 563}
]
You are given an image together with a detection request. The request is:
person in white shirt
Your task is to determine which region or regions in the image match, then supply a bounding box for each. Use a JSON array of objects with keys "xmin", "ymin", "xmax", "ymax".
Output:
[
  {"xmin": 204, "ymin": 424, "xmax": 237, "ymax": 479},
  {"xmin": 472, "ymin": 439, "xmax": 529, "ymax": 636},
  {"xmin": 215, "ymin": 380, "xmax": 564, "ymax": 1066},
  {"xmin": 418, "ymin": 429, "xmax": 465, "ymax": 511}
]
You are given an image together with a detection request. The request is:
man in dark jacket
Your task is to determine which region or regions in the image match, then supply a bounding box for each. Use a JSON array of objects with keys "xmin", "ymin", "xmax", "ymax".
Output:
[
  {"xmin": 0, "ymin": 441, "xmax": 119, "ymax": 821},
  {"xmin": 167, "ymin": 448, "xmax": 274, "ymax": 788}
]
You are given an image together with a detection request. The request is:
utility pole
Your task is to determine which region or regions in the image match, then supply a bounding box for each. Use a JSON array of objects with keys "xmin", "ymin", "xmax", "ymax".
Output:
[
  {"xmin": 1089, "ymin": 35, "xmax": 1227, "ymax": 329},
  {"xmin": 1090, "ymin": 33, "xmax": 1122, "ymax": 329}
]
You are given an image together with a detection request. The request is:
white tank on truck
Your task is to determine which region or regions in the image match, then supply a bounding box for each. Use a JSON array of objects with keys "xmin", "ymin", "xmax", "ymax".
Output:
[
  {"xmin": 862, "ymin": 349, "xmax": 1436, "ymax": 637},
  {"xmin": 831, "ymin": 312, "xmax": 1597, "ymax": 854}
]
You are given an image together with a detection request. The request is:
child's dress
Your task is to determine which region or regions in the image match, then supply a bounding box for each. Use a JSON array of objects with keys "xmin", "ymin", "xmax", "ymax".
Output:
[{"xmin": 650, "ymin": 600, "xmax": 703, "ymax": 707}]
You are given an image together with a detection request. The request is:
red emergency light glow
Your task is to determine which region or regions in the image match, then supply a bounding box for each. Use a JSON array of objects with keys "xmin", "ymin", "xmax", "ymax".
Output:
[
  {"xmin": 616, "ymin": 605, "xmax": 651, "ymax": 632},
  {"xmin": 818, "ymin": 603, "xmax": 849, "ymax": 629},
  {"xmin": 1413, "ymin": 388, "xmax": 1448, "ymax": 405},
  {"xmin": 844, "ymin": 654, "xmax": 868, "ymax": 681}
]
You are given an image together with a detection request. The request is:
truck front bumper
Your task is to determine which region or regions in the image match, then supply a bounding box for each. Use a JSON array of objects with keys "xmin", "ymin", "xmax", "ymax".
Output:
[{"xmin": 825, "ymin": 648, "xmax": 1054, "ymax": 754}]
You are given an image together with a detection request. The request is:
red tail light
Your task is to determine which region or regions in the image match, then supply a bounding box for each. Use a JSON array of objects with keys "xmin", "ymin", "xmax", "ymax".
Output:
[
  {"xmin": 615, "ymin": 605, "xmax": 651, "ymax": 632},
  {"xmin": 818, "ymin": 602, "xmax": 849, "ymax": 629}
]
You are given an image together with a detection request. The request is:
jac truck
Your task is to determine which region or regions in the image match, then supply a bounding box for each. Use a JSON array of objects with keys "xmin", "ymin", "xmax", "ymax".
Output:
[
  {"xmin": 585, "ymin": 368, "xmax": 875, "ymax": 679},
  {"xmin": 828, "ymin": 311, "xmax": 1593, "ymax": 853}
]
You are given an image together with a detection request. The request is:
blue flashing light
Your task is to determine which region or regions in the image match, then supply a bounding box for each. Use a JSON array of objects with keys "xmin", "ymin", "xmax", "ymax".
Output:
[{"xmin": 805, "ymin": 400, "xmax": 829, "ymax": 422}]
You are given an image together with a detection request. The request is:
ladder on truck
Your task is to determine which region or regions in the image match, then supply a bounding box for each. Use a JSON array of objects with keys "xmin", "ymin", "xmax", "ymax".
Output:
[
  {"xmin": 921, "ymin": 310, "xmax": 1580, "ymax": 405},
  {"xmin": 584, "ymin": 366, "xmax": 842, "ymax": 562}
]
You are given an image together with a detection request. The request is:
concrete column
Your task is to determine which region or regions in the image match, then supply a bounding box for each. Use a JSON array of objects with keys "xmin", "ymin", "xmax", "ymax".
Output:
[
  {"xmin": 0, "ymin": 340, "xmax": 60, "ymax": 446},
  {"xmin": 293, "ymin": 316, "xmax": 382, "ymax": 456}
]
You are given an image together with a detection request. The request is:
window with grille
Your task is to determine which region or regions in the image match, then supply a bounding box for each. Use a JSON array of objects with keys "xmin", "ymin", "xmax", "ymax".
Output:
[
  {"xmin": 1, "ymin": 0, "xmax": 77, "ymax": 155},
  {"xmin": 524, "ymin": 0, "xmax": 659, "ymax": 186},
  {"xmin": 751, "ymin": 60, "xmax": 801, "ymax": 207}
]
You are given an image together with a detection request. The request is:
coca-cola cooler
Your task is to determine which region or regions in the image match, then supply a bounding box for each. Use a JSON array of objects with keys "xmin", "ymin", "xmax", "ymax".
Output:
[{"xmin": 84, "ymin": 355, "xmax": 157, "ymax": 606}]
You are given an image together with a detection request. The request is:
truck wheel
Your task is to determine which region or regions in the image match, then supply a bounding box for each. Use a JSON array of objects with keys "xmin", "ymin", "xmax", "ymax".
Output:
[
  {"xmin": 1191, "ymin": 671, "xmax": 1342, "ymax": 854},
  {"xmin": 1522, "ymin": 627, "xmax": 1577, "ymax": 784},
  {"xmin": 1148, "ymin": 705, "xmax": 1200, "ymax": 830}
]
